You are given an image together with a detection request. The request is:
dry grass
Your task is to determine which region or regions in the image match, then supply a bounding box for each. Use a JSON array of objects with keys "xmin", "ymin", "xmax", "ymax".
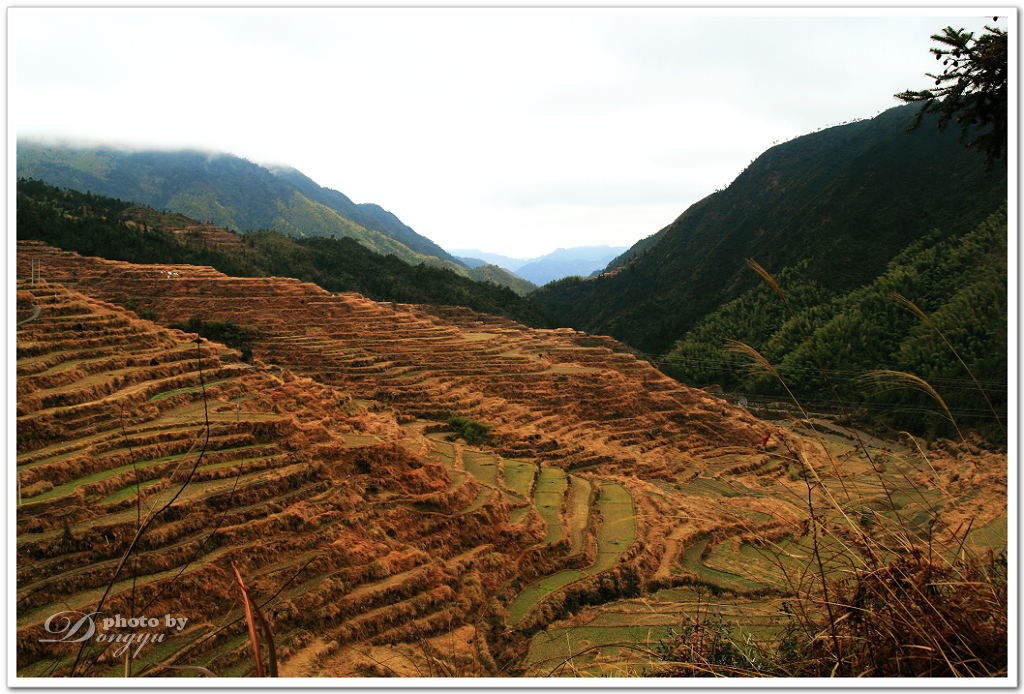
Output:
[{"xmin": 648, "ymin": 262, "xmax": 1009, "ymax": 679}]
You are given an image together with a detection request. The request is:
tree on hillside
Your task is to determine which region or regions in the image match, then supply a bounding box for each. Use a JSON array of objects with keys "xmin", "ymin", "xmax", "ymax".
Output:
[{"xmin": 896, "ymin": 22, "xmax": 1008, "ymax": 164}]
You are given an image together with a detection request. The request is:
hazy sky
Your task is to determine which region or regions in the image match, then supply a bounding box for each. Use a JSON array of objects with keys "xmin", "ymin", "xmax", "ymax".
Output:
[{"xmin": 10, "ymin": 7, "xmax": 1007, "ymax": 257}]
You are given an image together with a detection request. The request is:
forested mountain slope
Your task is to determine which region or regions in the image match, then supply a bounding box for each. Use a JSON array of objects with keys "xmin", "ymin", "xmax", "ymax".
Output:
[
  {"xmin": 665, "ymin": 208, "xmax": 1007, "ymax": 441},
  {"xmin": 532, "ymin": 105, "xmax": 1005, "ymax": 355},
  {"xmin": 16, "ymin": 179, "xmax": 550, "ymax": 326},
  {"xmin": 16, "ymin": 142, "xmax": 531, "ymax": 294}
]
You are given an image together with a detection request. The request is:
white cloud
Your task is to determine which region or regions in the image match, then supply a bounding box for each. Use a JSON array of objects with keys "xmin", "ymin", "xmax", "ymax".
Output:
[{"xmin": 10, "ymin": 7, "xmax": 1007, "ymax": 257}]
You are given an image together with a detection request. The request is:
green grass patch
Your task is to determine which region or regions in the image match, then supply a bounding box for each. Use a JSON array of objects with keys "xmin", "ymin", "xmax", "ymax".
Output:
[
  {"xmin": 965, "ymin": 512, "xmax": 1007, "ymax": 550},
  {"xmin": 99, "ymin": 440, "xmax": 261, "ymax": 461},
  {"xmin": 687, "ymin": 476, "xmax": 750, "ymax": 498},
  {"xmin": 734, "ymin": 534, "xmax": 856, "ymax": 589},
  {"xmin": 199, "ymin": 453, "xmax": 283, "ymax": 473},
  {"xmin": 534, "ymin": 466, "xmax": 567, "ymax": 545},
  {"xmin": 17, "ymin": 540, "xmax": 257, "ymax": 629},
  {"xmin": 148, "ymin": 378, "xmax": 232, "ymax": 402},
  {"xmin": 585, "ymin": 610, "xmax": 683, "ymax": 627},
  {"xmin": 443, "ymin": 469, "xmax": 467, "ymax": 492},
  {"xmin": 18, "ymin": 447, "xmax": 82, "ymax": 468},
  {"xmin": 99, "ymin": 479, "xmax": 162, "ymax": 505},
  {"xmin": 26, "ymin": 457, "xmax": 173, "ymax": 504},
  {"xmin": 102, "ymin": 628, "xmax": 208, "ymax": 677},
  {"xmin": 18, "ymin": 656, "xmax": 74, "ymax": 678},
  {"xmin": 566, "ymin": 476, "xmax": 591, "ymax": 554},
  {"xmin": 509, "ymin": 505, "xmax": 531, "ymax": 524},
  {"xmin": 462, "ymin": 450, "xmax": 498, "ymax": 485},
  {"xmin": 724, "ymin": 507, "xmax": 775, "ymax": 525},
  {"xmin": 25, "ymin": 442, "xmax": 267, "ymax": 504},
  {"xmin": 503, "ymin": 459, "xmax": 537, "ymax": 522},
  {"xmin": 338, "ymin": 434, "xmax": 383, "ymax": 447},
  {"xmin": 525, "ymin": 624, "xmax": 677, "ymax": 676},
  {"xmin": 702, "ymin": 542, "xmax": 774, "ymax": 591},
  {"xmin": 195, "ymin": 633, "xmax": 250, "ymax": 669},
  {"xmin": 425, "ymin": 436, "xmax": 456, "ymax": 469},
  {"xmin": 591, "ymin": 483, "xmax": 634, "ymax": 572},
  {"xmin": 502, "ymin": 459, "xmax": 536, "ymax": 499},
  {"xmin": 218, "ymin": 661, "xmax": 254, "ymax": 677},
  {"xmin": 506, "ymin": 569, "xmax": 587, "ymax": 625},
  {"xmin": 677, "ymin": 538, "xmax": 764, "ymax": 592},
  {"xmin": 459, "ymin": 449, "xmax": 499, "ymax": 514},
  {"xmin": 460, "ymin": 488, "xmax": 496, "ymax": 515},
  {"xmin": 506, "ymin": 482, "xmax": 636, "ymax": 626}
]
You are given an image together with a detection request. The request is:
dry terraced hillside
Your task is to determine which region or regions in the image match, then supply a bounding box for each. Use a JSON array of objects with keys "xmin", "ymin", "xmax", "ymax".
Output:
[{"xmin": 16, "ymin": 241, "xmax": 1007, "ymax": 677}]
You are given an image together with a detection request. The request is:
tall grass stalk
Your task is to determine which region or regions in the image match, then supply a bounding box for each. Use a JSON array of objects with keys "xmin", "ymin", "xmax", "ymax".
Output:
[
  {"xmin": 232, "ymin": 562, "xmax": 278, "ymax": 677},
  {"xmin": 857, "ymin": 369, "xmax": 966, "ymax": 443},
  {"xmin": 893, "ymin": 292, "xmax": 1004, "ymax": 436},
  {"xmin": 69, "ymin": 338, "xmax": 213, "ymax": 676},
  {"xmin": 655, "ymin": 261, "xmax": 1009, "ymax": 678},
  {"xmin": 743, "ymin": 261, "xmax": 932, "ymax": 544}
]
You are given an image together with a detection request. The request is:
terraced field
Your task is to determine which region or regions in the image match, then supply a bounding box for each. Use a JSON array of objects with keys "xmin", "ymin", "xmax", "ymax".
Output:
[
  {"xmin": 16, "ymin": 242, "xmax": 772, "ymax": 477},
  {"xmin": 505, "ymin": 481, "xmax": 635, "ymax": 626},
  {"xmin": 523, "ymin": 588, "xmax": 788, "ymax": 676},
  {"xmin": 15, "ymin": 281, "xmax": 539, "ymax": 677},
  {"xmin": 15, "ymin": 242, "xmax": 1008, "ymax": 678}
]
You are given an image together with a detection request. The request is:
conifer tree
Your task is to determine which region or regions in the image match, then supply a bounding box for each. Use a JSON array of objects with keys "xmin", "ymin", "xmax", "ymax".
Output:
[{"xmin": 896, "ymin": 22, "xmax": 1008, "ymax": 164}]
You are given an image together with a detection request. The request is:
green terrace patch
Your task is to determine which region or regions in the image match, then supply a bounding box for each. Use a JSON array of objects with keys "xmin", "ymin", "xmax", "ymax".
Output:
[
  {"xmin": 99, "ymin": 479, "xmax": 163, "ymax": 505},
  {"xmin": 534, "ymin": 467, "xmax": 568, "ymax": 545},
  {"xmin": 506, "ymin": 482, "xmax": 636, "ymax": 626},
  {"xmin": 148, "ymin": 378, "xmax": 233, "ymax": 402}
]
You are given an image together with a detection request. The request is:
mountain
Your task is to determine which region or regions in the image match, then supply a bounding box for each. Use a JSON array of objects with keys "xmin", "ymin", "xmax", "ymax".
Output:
[
  {"xmin": 451, "ymin": 249, "xmax": 531, "ymax": 272},
  {"xmin": 531, "ymin": 105, "xmax": 1006, "ymax": 355},
  {"xmin": 454, "ymin": 255, "xmax": 488, "ymax": 269},
  {"xmin": 15, "ymin": 179, "xmax": 551, "ymax": 326},
  {"xmin": 16, "ymin": 142, "xmax": 532, "ymax": 296},
  {"xmin": 452, "ymin": 245, "xmax": 628, "ymax": 285},
  {"xmin": 513, "ymin": 245, "xmax": 628, "ymax": 285},
  {"xmin": 265, "ymin": 165, "xmax": 457, "ymax": 261},
  {"xmin": 665, "ymin": 208, "xmax": 1007, "ymax": 440},
  {"xmin": 461, "ymin": 264, "xmax": 537, "ymax": 296},
  {"xmin": 600, "ymin": 225, "xmax": 673, "ymax": 274}
]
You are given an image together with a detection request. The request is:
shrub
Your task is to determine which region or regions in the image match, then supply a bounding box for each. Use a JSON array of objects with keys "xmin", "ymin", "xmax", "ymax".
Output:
[{"xmin": 447, "ymin": 416, "xmax": 491, "ymax": 445}]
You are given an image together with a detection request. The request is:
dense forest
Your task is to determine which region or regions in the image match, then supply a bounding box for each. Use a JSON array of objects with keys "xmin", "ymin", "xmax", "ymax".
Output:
[
  {"xmin": 662, "ymin": 209, "xmax": 1006, "ymax": 441},
  {"xmin": 15, "ymin": 179, "xmax": 552, "ymax": 327}
]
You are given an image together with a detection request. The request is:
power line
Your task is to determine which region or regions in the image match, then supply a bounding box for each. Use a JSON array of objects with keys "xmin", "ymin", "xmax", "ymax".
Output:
[{"xmin": 651, "ymin": 352, "xmax": 1007, "ymax": 389}]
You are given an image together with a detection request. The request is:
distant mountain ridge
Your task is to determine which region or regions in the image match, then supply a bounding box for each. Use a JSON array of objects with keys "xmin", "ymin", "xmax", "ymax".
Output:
[
  {"xmin": 514, "ymin": 246, "xmax": 629, "ymax": 284},
  {"xmin": 452, "ymin": 250, "xmax": 531, "ymax": 272},
  {"xmin": 452, "ymin": 245, "xmax": 627, "ymax": 285},
  {"xmin": 16, "ymin": 141, "xmax": 530, "ymax": 295}
]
